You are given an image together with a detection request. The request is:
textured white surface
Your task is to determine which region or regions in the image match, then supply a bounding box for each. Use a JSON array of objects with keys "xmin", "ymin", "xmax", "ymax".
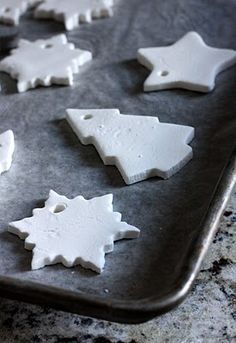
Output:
[
  {"xmin": 0, "ymin": 34, "xmax": 92, "ymax": 92},
  {"xmin": 0, "ymin": 0, "xmax": 40, "ymax": 25},
  {"xmin": 8, "ymin": 190, "xmax": 140, "ymax": 273},
  {"xmin": 35, "ymin": 0, "xmax": 113, "ymax": 31},
  {"xmin": 0, "ymin": 130, "xmax": 14, "ymax": 175},
  {"xmin": 67, "ymin": 108, "xmax": 194, "ymax": 184},
  {"xmin": 137, "ymin": 31, "xmax": 236, "ymax": 93}
]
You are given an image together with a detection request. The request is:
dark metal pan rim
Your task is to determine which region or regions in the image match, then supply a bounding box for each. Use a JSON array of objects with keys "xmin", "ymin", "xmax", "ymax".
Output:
[{"xmin": 0, "ymin": 150, "xmax": 235, "ymax": 324}]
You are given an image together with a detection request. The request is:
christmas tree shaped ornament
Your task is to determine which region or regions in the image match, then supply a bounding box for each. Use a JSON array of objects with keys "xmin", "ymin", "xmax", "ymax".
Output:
[
  {"xmin": 0, "ymin": 0, "xmax": 41, "ymax": 25},
  {"xmin": 9, "ymin": 190, "xmax": 140, "ymax": 272},
  {"xmin": 66, "ymin": 109, "xmax": 195, "ymax": 184},
  {"xmin": 0, "ymin": 34, "xmax": 92, "ymax": 92},
  {"xmin": 35, "ymin": 0, "xmax": 114, "ymax": 31},
  {"xmin": 0, "ymin": 130, "xmax": 14, "ymax": 174},
  {"xmin": 137, "ymin": 31, "xmax": 236, "ymax": 93}
]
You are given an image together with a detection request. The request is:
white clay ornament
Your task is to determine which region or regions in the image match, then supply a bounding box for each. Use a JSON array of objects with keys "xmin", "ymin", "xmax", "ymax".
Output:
[
  {"xmin": 35, "ymin": 0, "xmax": 114, "ymax": 31},
  {"xmin": 0, "ymin": 130, "xmax": 14, "ymax": 174},
  {"xmin": 9, "ymin": 190, "xmax": 140, "ymax": 272},
  {"xmin": 66, "ymin": 109, "xmax": 195, "ymax": 185},
  {"xmin": 137, "ymin": 31, "xmax": 236, "ymax": 93},
  {"xmin": 0, "ymin": 0, "xmax": 41, "ymax": 25},
  {"xmin": 0, "ymin": 34, "xmax": 92, "ymax": 92}
]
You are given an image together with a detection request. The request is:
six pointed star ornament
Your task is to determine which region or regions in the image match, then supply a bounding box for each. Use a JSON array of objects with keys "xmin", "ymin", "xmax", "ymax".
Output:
[
  {"xmin": 137, "ymin": 31, "xmax": 236, "ymax": 93},
  {"xmin": 9, "ymin": 190, "xmax": 140, "ymax": 273},
  {"xmin": 0, "ymin": 34, "xmax": 92, "ymax": 92}
]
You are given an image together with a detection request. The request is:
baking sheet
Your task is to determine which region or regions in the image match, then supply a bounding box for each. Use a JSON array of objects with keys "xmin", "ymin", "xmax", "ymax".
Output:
[{"xmin": 0, "ymin": 0, "xmax": 235, "ymax": 323}]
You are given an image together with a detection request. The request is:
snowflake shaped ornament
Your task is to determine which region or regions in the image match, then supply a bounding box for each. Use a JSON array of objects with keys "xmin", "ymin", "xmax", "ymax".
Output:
[
  {"xmin": 0, "ymin": 34, "xmax": 92, "ymax": 92},
  {"xmin": 66, "ymin": 109, "xmax": 195, "ymax": 184},
  {"xmin": 137, "ymin": 31, "xmax": 236, "ymax": 93},
  {"xmin": 0, "ymin": 130, "xmax": 14, "ymax": 174},
  {"xmin": 9, "ymin": 190, "xmax": 140, "ymax": 272},
  {"xmin": 35, "ymin": 0, "xmax": 114, "ymax": 31},
  {"xmin": 0, "ymin": 0, "xmax": 41, "ymax": 25}
]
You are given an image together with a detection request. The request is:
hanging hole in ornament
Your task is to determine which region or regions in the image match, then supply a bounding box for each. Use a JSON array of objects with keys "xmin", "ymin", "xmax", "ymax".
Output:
[
  {"xmin": 82, "ymin": 114, "xmax": 93, "ymax": 120},
  {"xmin": 44, "ymin": 44, "xmax": 53, "ymax": 49},
  {"xmin": 51, "ymin": 203, "xmax": 67, "ymax": 214},
  {"xmin": 158, "ymin": 70, "xmax": 169, "ymax": 77}
]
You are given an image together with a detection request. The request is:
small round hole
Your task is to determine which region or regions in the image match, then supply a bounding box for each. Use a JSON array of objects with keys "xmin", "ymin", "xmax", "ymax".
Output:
[
  {"xmin": 82, "ymin": 114, "xmax": 93, "ymax": 120},
  {"xmin": 4, "ymin": 8, "xmax": 11, "ymax": 13},
  {"xmin": 51, "ymin": 203, "xmax": 67, "ymax": 214},
  {"xmin": 158, "ymin": 70, "xmax": 169, "ymax": 77},
  {"xmin": 44, "ymin": 44, "xmax": 53, "ymax": 49}
]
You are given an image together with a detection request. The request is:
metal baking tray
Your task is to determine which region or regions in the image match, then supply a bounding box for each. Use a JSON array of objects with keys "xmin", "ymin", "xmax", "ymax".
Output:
[{"xmin": 0, "ymin": 0, "xmax": 235, "ymax": 324}]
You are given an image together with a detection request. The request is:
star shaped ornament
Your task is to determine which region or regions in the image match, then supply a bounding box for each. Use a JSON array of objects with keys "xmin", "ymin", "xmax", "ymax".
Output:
[
  {"xmin": 0, "ymin": 0, "xmax": 41, "ymax": 25},
  {"xmin": 35, "ymin": 0, "xmax": 114, "ymax": 31},
  {"xmin": 67, "ymin": 108, "xmax": 194, "ymax": 184},
  {"xmin": 9, "ymin": 190, "xmax": 140, "ymax": 273},
  {"xmin": 137, "ymin": 31, "xmax": 236, "ymax": 93},
  {"xmin": 0, "ymin": 130, "xmax": 14, "ymax": 174},
  {"xmin": 0, "ymin": 34, "xmax": 92, "ymax": 92}
]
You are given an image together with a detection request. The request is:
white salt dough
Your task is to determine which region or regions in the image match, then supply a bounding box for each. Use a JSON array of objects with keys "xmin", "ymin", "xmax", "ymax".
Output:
[
  {"xmin": 9, "ymin": 190, "xmax": 140, "ymax": 273},
  {"xmin": 66, "ymin": 109, "xmax": 194, "ymax": 184},
  {"xmin": 0, "ymin": 34, "xmax": 92, "ymax": 92},
  {"xmin": 137, "ymin": 31, "xmax": 236, "ymax": 93},
  {"xmin": 0, "ymin": 0, "xmax": 41, "ymax": 25},
  {"xmin": 0, "ymin": 130, "xmax": 14, "ymax": 174},
  {"xmin": 35, "ymin": 0, "xmax": 113, "ymax": 31}
]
